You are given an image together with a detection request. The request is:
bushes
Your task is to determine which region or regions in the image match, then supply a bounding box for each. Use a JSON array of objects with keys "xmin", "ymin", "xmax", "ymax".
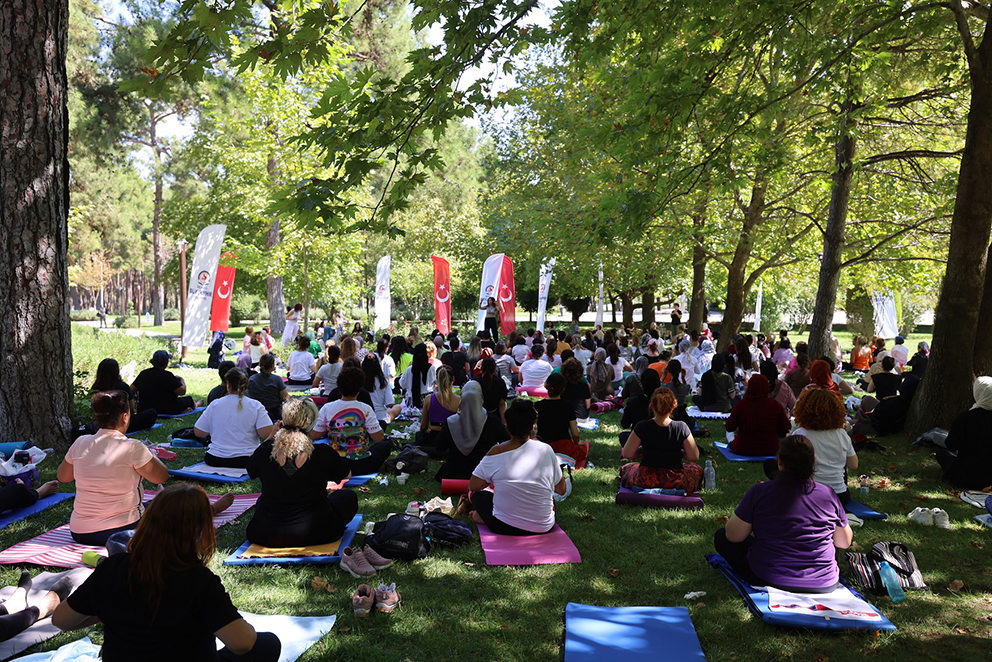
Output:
[
  {"xmin": 113, "ymin": 315, "xmax": 137, "ymax": 329},
  {"xmin": 230, "ymin": 293, "xmax": 266, "ymax": 326},
  {"xmin": 163, "ymin": 307, "xmax": 181, "ymax": 321},
  {"xmin": 69, "ymin": 309, "xmax": 98, "ymax": 322}
]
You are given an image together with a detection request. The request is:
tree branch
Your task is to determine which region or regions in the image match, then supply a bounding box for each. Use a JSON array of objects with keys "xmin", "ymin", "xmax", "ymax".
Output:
[{"xmin": 862, "ymin": 148, "xmax": 963, "ymax": 165}]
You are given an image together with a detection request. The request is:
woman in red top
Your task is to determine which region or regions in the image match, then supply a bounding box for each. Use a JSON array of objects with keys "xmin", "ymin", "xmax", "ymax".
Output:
[{"xmin": 726, "ymin": 374, "xmax": 791, "ymax": 456}]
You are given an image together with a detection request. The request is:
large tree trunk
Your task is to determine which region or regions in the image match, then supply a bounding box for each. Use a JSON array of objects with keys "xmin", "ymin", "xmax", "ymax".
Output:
[
  {"xmin": 687, "ymin": 196, "xmax": 709, "ymax": 333},
  {"xmin": 974, "ymin": 243, "xmax": 992, "ymax": 374},
  {"xmin": 620, "ymin": 292, "xmax": 636, "ymax": 328},
  {"xmin": 150, "ymin": 107, "xmax": 165, "ymax": 326},
  {"xmin": 808, "ymin": 101, "xmax": 857, "ymax": 359},
  {"xmin": 265, "ymin": 150, "xmax": 285, "ymax": 334},
  {"xmin": 641, "ymin": 291, "xmax": 655, "ymax": 327},
  {"xmin": 718, "ymin": 177, "xmax": 767, "ymax": 351},
  {"xmin": 0, "ymin": 0, "xmax": 74, "ymax": 450}
]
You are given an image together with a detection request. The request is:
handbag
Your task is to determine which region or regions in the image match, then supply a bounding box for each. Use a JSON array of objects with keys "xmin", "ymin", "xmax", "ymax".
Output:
[{"xmin": 845, "ymin": 541, "xmax": 926, "ymax": 594}]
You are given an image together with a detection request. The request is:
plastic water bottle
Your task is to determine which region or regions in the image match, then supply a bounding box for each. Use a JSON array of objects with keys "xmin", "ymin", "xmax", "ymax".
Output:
[
  {"xmin": 878, "ymin": 561, "xmax": 906, "ymax": 602},
  {"xmin": 704, "ymin": 460, "xmax": 716, "ymax": 491},
  {"xmin": 379, "ymin": 476, "xmax": 389, "ymax": 486},
  {"xmin": 859, "ymin": 475, "xmax": 869, "ymax": 498}
]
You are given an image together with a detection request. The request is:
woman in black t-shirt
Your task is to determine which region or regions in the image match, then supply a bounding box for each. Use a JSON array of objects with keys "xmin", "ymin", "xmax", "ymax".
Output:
[
  {"xmin": 560, "ymin": 358, "xmax": 592, "ymax": 420},
  {"xmin": 620, "ymin": 389, "xmax": 702, "ymax": 493},
  {"xmin": 54, "ymin": 484, "xmax": 280, "ymax": 662},
  {"xmin": 534, "ymin": 373, "xmax": 587, "ymax": 464},
  {"xmin": 92, "ymin": 358, "xmax": 157, "ymax": 431},
  {"xmin": 473, "ymin": 358, "xmax": 507, "ymax": 423}
]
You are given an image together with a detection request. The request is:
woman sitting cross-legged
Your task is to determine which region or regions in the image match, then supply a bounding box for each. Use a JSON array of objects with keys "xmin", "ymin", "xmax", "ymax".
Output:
[
  {"xmin": 246, "ymin": 398, "xmax": 359, "ymax": 548},
  {"xmin": 467, "ymin": 399, "xmax": 567, "ymax": 535},
  {"xmin": 725, "ymin": 374, "xmax": 790, "ymax": 457},
  {"xmin": 92, "ymin": 358, "xmax": 157, "ymax": 432},
  {"xmin": 714, "ymin": 434, "xmax": 853, "ymax": 593},
  {"xmin": 310, "ymin": 367, "xmax": 392, "ymax": 477},
  {"xmin": 247, "ymin": 354, "xmax": 289, "ymax": 423},
  {"xmin": 789, "ymin": 387, "xmax": 857, "ymax": 505},
  {"xmin": 620, "ymin": 388, "xmax": 703, "ymax": 493},
  {"xmin": 416, "ymin": 366, "xmax": 460, "ymax": 456},
  {"xmin": 53, "ymin": 483, "xmax": 281, "ymax": 662},
  {"xmin": 286, "ymin": 335, "xmax": 316, "ymax": 386},
  {"xmin": 534, "ymin": 373, "xmax": 587, "ymax": 464},
  {"xmin": 696, "ymin": 353, "xmax": 735, "ymax": 413},
  {"xmin": 195, "ymin": 368, "xmax": 275, "ymax": 469},
  {"xmin": 934, "ymin": 375, "xmax": 992, "ymax": 490},
  {"xmin": 434, "ymin": 381, "xmax": 508, "ymax": 481}
]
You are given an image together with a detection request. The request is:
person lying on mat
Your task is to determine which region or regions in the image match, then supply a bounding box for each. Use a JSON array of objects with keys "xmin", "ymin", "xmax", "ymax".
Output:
[
  {"xmin": 130, "ymin": 350, "xmax": 195, "ymax": 416},
  {"xmin": 789, "ymin": 387, "xmax": 857, "ymax": 505},
  {"xmin": 54, "ymin": 484, "xmax": 281, "ymax": 662},
  {"xmin": 0, "ymin": 571, "xmax": 74, "ymax": 643},
  {"xmin": 434, "ymin": 381, "xmax": 508, "ymax": 481},
  {"xmin": 195, "ymin": 368, "xmax": 274, "ymax": 469},
  {"xmin": 467, "ymin": 399, "xmax": 567, "ymax": 536},
  {"xmin": 92, "ymin": 358, "xmax": 157, "ymax": 432},
  {"xmin": 696, "ymin": 353, "xmax": 735, "ymax": 413},
  {"xmin": 714, "ymin": 434, "xmax": 853, "ymax": 593},
  {"xmin": 620, "ymin": 389, "xmax": 703, "ymax": 493},
  {"xmin": 934, "ymin": 375, "xmax": 992, "ymax": 490},
  {"xmin": 310, "ymin": 367, "xmax": 392, "ymax": 476},
  {"xmin": 58, "ymin": 391, "xmax": 170, "ymax": 546},
  {"xmin": 725, "ymin": 374, "xmax": 790, "ymax": 457},
  {"xmin": 246, "ymin": 398, "xmax": 358, "ymax": 547},
  {"xmin": 534, "ymin": 373, "xmax": 587, "ymax": 464},
  {"xmin": 247, "ymin": 354, "xmax": 289, "ymax": 423},
  {"xmin": 417, "ymin": 366, "xmax": 460, "ymax": 453}
]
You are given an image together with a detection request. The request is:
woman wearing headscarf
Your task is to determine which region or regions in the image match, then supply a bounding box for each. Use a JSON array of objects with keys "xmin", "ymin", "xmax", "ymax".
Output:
[
  {"xmin": 805, "ymin": 359, "xmax": 841, "ymax": 394},
  {"xmin": 673, "ymin": 338, "xmax": 698, "ymax": 391},
  {"xmin": 586, "ymin": 347, "xmax": 615, "ymax": 401},
  {"xmin": 434, "ymin": 381, "xmax": 508, "ymax": 481},
  {"xmin": 906, "ymin": 341, "xmax": 929, "ymax": 374},
  {"xmin": 620, "ymin": 356, "xmax": 650, "ymax": 399},
  {"xmin": 934, "ymin": 376, "xmax": 992, "ymax": 489},
  {"xmin": 697, "ymin": 353, "xmax": 735, "ymax": 413},
  {"xmin": 725, "ymin": 374, "xmax": 791, "ymax": 457},
  {"xmin": 761, "ymin": 360, "xmax": 796, "ymax": 416}
]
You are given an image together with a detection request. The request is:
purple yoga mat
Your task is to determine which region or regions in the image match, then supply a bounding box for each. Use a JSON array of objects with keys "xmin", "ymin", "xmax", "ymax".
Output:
[
  {"xmin": 616, "ymin": 487, "xmax": 704, "ymax": 510},
  {"xmin": 477, "ymin": 523, "xmax": 582, "ymax": 566}
]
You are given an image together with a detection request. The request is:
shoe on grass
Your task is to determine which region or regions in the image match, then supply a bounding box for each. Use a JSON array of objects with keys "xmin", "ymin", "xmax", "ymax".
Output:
[
  {"xmin": 907, "ymin": 507, "xmax": 933, "ymax": 526},
  {"xmin": 931, "ymin": 507, "xmax": 950, "ymax": 529},
  {"xmin": 846, "ymin": 513, "xmax": 864, "ymax": 528},
  {"xmin": 375, "ymin": 582, "xmax": 401, "ymax": 613},
  {"xmin": 362, "ymin": 544, "xmax": 394, "ymax": 570},
  {"xmin": 352, "ymin": 584, "xmax": 375, "ymax": 617},
  {"xmin": 340, "ymin": 546, "xmax": 376, "ymax": 578}
]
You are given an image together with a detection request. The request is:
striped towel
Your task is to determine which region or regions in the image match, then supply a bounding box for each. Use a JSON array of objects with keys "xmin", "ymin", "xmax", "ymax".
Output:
[{"xmin": 0, "ymin": 491, "xmax": 258, "ymax": 569}]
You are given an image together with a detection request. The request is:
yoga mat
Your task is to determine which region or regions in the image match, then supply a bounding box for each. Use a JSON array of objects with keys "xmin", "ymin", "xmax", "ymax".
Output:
[
  {"xmin": 714, "ymin": 442, "xmax": 776, "ymax": 462},
  {"xmin": 974, "ymin": 513, "xmax": 992, "ymax": 528},
  {"xmin": 441, "ymin": 479, "xmax": 471, "ymax": 495},
  {"xmin": 706, "ymin": 553, "xmax": 895, "ymax": 631},
  {"xmin": 223, "ymin": 514, "xmax": 362, "ymax": 566},
  {"xmin": 564, "ymin": 603, "xmax": 706, "ymax": 662},
  {"xmin": 477, "ymin": 523, "xmax": 581, "ymax": 566},
  {"xmin": 125, "ymin": 423, "xmax": 163, "ymax": 437},
  {"xmin": 0, "ymin": 442, "xmax": 28, "ymax": 459},
  {"xmin": 169, "ymin": 462, "xmax": 251, "ymax": 484},
  {"xmin": 0, "ymin": 492, "xmax": 258, "ymax": 569},
  {"xmin": 616, "ymin": 487, "xmax": 704, "ymax": 510},
  {"xmin": 845, "ymin": 500, "xmax": 888, "ymax": 520},
  {"xmin": 157, "ymin": 406, "xmax": 206, "ymax": 419},
  {"xmin": 345, "ymin": 473, "xmax": 377, "ymax": 487},
  {"xmin": 576, "ymin": 418, "xmax": 600, "ymax": 431},
  {"xmin": 0, "ymin": 568, "xmax": 93, "ymax": 661},
  {"xmin": 685, "ymin": 405, "xmax": 730, "ymax": 420},
  {"xmin": 311, "ymin": 396, "xmax": 328, "ymax": 407},
  {"xmin": 0, "ymin": 493, "xmax": 74, "ymax": 530}
]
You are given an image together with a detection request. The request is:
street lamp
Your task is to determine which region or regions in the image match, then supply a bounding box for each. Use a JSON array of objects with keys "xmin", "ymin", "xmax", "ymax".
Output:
[{"xmin": 177, "ymin": 238, "xmax": 189, "ymax": 359}]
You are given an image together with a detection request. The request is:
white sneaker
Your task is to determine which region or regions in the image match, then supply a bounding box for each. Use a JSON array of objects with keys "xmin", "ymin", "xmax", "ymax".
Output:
[
  {"xmin": 907, "ymin": 507, "xmax": 934, "ymax": 526},
  {"xmin": 847, "ymin": 513, "xmax": 864, "ymax": 528},
  {"xmin": 932, "ymin": 508, "xmax": 951, "ymax": 529}
]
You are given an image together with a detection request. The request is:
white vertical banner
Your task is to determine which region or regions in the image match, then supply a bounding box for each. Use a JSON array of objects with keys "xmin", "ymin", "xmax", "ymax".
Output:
[
  {"xmin": 871, "ymin": 291, "xmax": 898, "ymax": 338},
  {"xmin": 753, "ymin": 281, "xmax": 763, "ymax": 332},
  {"xmin": 536, "ymin": 258, "xmax": 556, "ymax": 334},
  {"xmin": 182, "ymin": 224, "xmax": 226, "ymax": 349},
  {"xmin": 374, "ymin": 256, "xmax": 391, "ymax": 331},
  {"xmin": 595, "ymin": 263, "xmax": 604, "ymax": 327},
  {"xmin": 476, "ymin": 253, "xmax": 505, "ymax": 331}
]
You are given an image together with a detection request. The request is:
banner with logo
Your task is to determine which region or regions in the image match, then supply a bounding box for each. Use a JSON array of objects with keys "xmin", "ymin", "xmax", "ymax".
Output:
[
  {"xmin": 498, "ymin": 256, "xmax": 516, "ymax": 334},
  {"xmin": 753, "ymin": 281, "xmax": 763, "ymax": 332},
  {"xmin": 871, "ymin": 291, "xmax": 898, "ymax": 339},
  {"xmin": 536, "ymin": 258, "xmax": 556, "ymax": 334},
  {"xmin": 476, "ymin": 253, "xmax": 505, "ymax": 331},
  {"xmin": 595, "ymin": 263, "xmax": 604, "ymax": 328},
  {"xmin": 374, "ymin": 255, "xmax": 391, "ymax": 331},
  {"xmin": 182, "ymin": 224, "xmax": 227, "ymax": 348},
  {"xmin": 210, "ymin": 264, "xmax": 237, "ymax": 332},
  {"xmin": 432, "ymin": 256, "xmax": 451, "ymax": 335}
]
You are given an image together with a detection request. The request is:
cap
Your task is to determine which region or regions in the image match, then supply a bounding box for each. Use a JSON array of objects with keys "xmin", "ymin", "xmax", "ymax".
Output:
[
  {"xmin": 895, "ymin": 335, "xmax": 905, "ymax": 344},
  {"xmin": 151, "ymin": 350, "xmax": 171, "ymax": 366}
]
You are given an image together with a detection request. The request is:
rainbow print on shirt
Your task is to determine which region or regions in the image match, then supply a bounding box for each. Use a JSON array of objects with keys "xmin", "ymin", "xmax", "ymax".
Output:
[{"xmin": 328, "ymin": 408, "xmax": 372, "ymax": 459}]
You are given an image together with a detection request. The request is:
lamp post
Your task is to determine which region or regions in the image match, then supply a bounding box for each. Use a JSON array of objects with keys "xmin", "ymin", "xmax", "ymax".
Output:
[{"xmin": 177, "ymin": 238, "xmax": 189, "ymax": 359}]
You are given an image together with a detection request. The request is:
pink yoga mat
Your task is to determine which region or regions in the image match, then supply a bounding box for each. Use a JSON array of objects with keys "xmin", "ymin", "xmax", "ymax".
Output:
[
  {"xmin": 0, "ymin": 492, "xmax": 258, "ymax": 569},
  {"xmin": 477, "ymin": 523, "xmax": 581, "ymax": 566},
  {"xmin": 441, "ymin": 479, "xmax": 471, "ymax": 495}
]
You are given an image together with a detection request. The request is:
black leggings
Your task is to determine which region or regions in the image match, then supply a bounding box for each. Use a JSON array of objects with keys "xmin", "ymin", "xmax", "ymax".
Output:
[
  {"xmin": 346, "ymin": 442, "xmax": 392, "ymax": 476},
  {"xmin": 485, "ymin": 318, "xmax": 500, "ymax": 341},
  {"xmin": 0, "ymin": 482, "xmax": 39, "ymax": 516},
  {"xmin": 217, "ymin": 631, "xmax": 281, "ymax": 662},
  {"xmin": 247, "ymin": 490, "xmax": 358, "ymax": 548},
  {"xmin": 0, "ymin": 607, "xmax": 40, "ymax": 642},
  {"xmin": 127, "ymin": 409, "xmax": 158, "ymax": 433},
  {"xmin": 71, "ymin": 520, "xmax": 138, "ymax": 546},
  {"xmin": 468, "ymin": 490, "xmax": 554, "ymax": 536},
  {"xmin": 762, "ymin": 460, "xmax": 851, "ymax": 505},
  {"xmin": 205, "ymin": 453, "xmax": 250, "ymax": 469},
  {"xmin": 713, "ymin": 528, "xmax": 840, "ymax": 594}
]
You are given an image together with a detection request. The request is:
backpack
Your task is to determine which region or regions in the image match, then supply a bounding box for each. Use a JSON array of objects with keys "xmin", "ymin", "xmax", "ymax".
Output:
[
  {"xmin": 365, "ymin": 514, "xmax": 430, "ymax": 561},
  {"xmin": 423, "ymin": 511, "xmax": 474, "ymax": 547},
  {"xmin": 384, "ymin": 443, "xmax": 429, "ymax": 474},
  {"xmin": 845, "ymin": 541, "xmax": 927, "ymax": 594}
]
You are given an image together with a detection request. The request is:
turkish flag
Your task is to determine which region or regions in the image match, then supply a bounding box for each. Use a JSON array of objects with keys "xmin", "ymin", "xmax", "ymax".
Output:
[
  {"xmin": 210, "ymin": 265, "xmax": 237, "ymax": 332},
  {"xmin": 432, "ymin": 256, "xmax": 451, "ymax": 335},
  {"xmin": 498, "ymin": 256, "xmax": 516, "ymax": 334}
]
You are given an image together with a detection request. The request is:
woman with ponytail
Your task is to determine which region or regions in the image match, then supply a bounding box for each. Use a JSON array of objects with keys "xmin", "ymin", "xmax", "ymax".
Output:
[
  {"xmin": 417, "ymin": 366, "xmax": 460, "ymax": 450},
  {"xmin": 714, "ymin": 435, "xmax": 853, "ymax": 593},
  {"xmin": 398, "ymin": 344, "xmax": 436, "ymax": 408},
  {"xmin": 195, "ymin": 368, "xmax": 275, "ymax": 469}
]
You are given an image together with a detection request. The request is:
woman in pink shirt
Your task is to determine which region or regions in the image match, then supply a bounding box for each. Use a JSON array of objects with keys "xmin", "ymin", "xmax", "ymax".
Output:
[{"xmin": 58, "ymin": 391, "xmax": 169, "ymax": 545}]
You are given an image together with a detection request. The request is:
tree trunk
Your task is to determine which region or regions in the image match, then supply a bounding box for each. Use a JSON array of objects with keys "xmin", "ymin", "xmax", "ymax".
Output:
[
  {"xmin": 265, "ymin": 150, "xmax": 285, "ymax": 334},
  {"xmin": 718, "ymin": 177, "xmax": 767, "ymax": 351},
  {"xmin": 641, "ymin": 291, "xmax": 655, "ymax": 327},
  {"xmin": 907, "ymin": 57, "xmax": 992, "ymax": 432},
  {"xmin": 150, "ymin": 108, "xmax": 165, "ymax": 326},
  {"xmin": 974, "ymin": 243, "xmax": 992, "ymax": 374},
  {"xmin": 620, "ymin": 292, "xmax": 635, "ymax": 328},
  {"xmin": 687, "ymin": 192, "xmax": 709, "ymax": 333},
  {"xmin": 0, "ymin": 0, "xmax": 74, "ymax": 450},
  {"xmin": 808, "ymin": 100, "xmax": 857, "ymax": 360}
]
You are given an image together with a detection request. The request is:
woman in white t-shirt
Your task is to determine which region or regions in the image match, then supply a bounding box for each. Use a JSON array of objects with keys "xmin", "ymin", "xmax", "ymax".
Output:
[
  {"xmin": 790, "ymin": 387, "xmax": 857, "ymax": 505},
  {"xmin": 314, "ymin": 345, "xmax": 342, "ymax": 396},
  {"xmin": 468, "ymin": 399, "xmax": 567, "ymax": 536},
  {"xmin": 287, "ymin": 336, "xmax": 317, "ymax": 385},
  {"xmin": 194, "ymin": 368, "xmax": 274, "ymax": 468},
  {"xmin": 605, "ymin": 343, "xmax": 632, "ymax": 384}
]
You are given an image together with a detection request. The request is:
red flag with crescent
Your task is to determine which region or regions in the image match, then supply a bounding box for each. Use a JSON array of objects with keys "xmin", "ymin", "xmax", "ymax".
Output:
[
  {"xmin": 210, "ymin": 265, "xmax": 237, "ymax": 332},
  {"xmin": 498, "ymin": 256, "xmax": 516, "ymax": 334},
  {"xmin": 432, "ymin": 256, "xmax": 451, "ymax": 335}
]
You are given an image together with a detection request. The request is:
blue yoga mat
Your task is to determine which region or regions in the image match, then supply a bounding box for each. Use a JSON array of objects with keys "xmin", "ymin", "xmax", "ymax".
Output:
[
  {"xmin": 223, "ymin": 514, "xmax": 363, "ymax": 566},
  {"xmin": 845, "ymin": 499, "xmax": 888, "ymax": 520},
  {"xmin": 564, "ymin": 603, "xmax": 706, "ymax": 661},
  {"xmin": 169, "ymin": 463, "xmax": 250, "ymax": 484},
  {"xmin": 345, "ymin": 473, "xmax": 377, "ymax": 486},
  {"xmin": 714, "ymin": 441, "xmax": 776, "ymax": 462},
  {"xmin": 0, "ymin": 442, "xmax": 28, "ymax": 459},
  {"xmin": 125, "ymin": 423, "xmax": 163, "ymax": 437},
  {"xmin": 0, "ymin": 493, "xmax": 75, "ymax": 530},
  {"xmin": 706, "ymin": 554, "xmax": 895, "ymax": 631},
  {"xmin": 157, "ymin": 406, "xmax": 206, "ymax": 419}
]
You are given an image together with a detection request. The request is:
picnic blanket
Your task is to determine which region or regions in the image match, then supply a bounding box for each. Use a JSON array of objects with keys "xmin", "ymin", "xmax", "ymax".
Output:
[
  {"xmin": 686, "ymin": 406, "xmax": 730, "ymax": 420},
  {"xmin": 169, "ymin": 462, "xmax": 250, "ymax": 484},
  {"xmin": 714, "ymin": 441, "xmax": 775, "ymax": 462},
  {"xmin": 157, "ymin": 406, "xmax": 206, "ymax": 419},
  {"xmin": 0, "ymin": 493, "xmax": 75, "ymax": 530},
  {"xmin": 477, "ymin": 523, "xmax": 581, "ymax": 566},
  {"xmin": 0, "ymin": 492, "xmax": 258, "ymax": 569},
  {"xmin": 563, "ymin": 603, "xmax": 706, "ymax": 662},
  {"xmin": 0, "ymin": 568, "xmax": 93, "ymax": 661},
  {"xmin": 223, "ymin": 514, "xmax": 362, "ymax": 566}
]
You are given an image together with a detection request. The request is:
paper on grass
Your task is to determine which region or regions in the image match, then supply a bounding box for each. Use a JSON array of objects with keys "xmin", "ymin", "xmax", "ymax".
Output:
[{"xmin": 766, "ymin": 586, "xmax": 883, "ymax": 622}]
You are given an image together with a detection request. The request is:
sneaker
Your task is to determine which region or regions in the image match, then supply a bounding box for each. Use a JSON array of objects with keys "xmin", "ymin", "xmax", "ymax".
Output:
[
  {"xmin": 931, "ymin": 507, "xmax": 951, "ymax": 529},
  {"xmin": 907, "ymin": 507, "xmax": 934, "ymax": 526},
  {"xmin": 846, "ymin": 513, "xmax": 864, "ymax": 528},
  {"xmin": 340, "ymin": 546, "xmax": 376, "ymax": 578},
  {"xmin": 352, "ymin": 584, "xmax": 375, "ymax": 617},
  {"xmin": 375, "ymin": 582, "xmax": 401, "ymax": 613},
  {"xmin": 362, "ymin": 544, "xmax": 394, "ymax": 570}
]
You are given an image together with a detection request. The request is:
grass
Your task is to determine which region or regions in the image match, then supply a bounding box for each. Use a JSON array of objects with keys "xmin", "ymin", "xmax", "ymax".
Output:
[{"xmin": 15, "ymin": 333, "xmax": 992, "ymax": 660}]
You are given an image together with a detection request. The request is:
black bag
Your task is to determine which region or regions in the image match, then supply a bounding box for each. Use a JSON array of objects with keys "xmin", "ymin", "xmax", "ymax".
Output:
[
  {"xmin": 424, "ymin": 511, "xmax": 474, "ymax": 547},
  {"xmin": 172, "ymin": 426, "xmax": 209, "ymax": 444},
  {"xmin": 384, "ymin": 443, "xmax": 429, "ymax": 474},
  {"xmin": 365, "ymin": 514, "xmax": 430, "ymax": 561},
  {"xmin": 846, "ymin": 541, "xmax": 927, "ymax": 594},
  {"xmin": 71, "ymin": 423, "xmax": 98, "ymax": 441}
]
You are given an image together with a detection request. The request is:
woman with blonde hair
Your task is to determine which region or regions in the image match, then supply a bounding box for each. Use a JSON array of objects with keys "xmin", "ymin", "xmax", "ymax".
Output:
[
  {"xmin": 417, "ymin": 366, "xmax": 460, "ymax": 451},
  {"xmin": 245, "ymin": 398, "xmax": 358, "ymax": 548},
  {"xmin": 195, "ymin": 367, "xmax": 274, "ymax": 468},
  {"xmin": 340, "ymin": 337, "xmax": 359, "ymax": 363}
]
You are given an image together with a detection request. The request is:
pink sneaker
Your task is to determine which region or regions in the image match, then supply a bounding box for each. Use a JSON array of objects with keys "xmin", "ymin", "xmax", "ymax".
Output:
[
  {"xmin": 352, "ymin": 584, "xmax": 374, "ymax": 617},
  {"xmin": 362, "ymin": 544, "xmax": 394, "ymax": 570},
  {"xmin": 340, "ymin": 546, "xmax": 376, "ymax": 578},
  {"xmin": 375, "ymin": 582, "xmax": 401, "ymax": 613}
]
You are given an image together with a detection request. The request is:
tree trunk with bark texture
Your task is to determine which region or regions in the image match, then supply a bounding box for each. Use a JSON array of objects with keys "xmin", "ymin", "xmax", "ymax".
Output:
[
  {"xmin": 973, "ymin": 243, "xmax": 992, "ymax": 374},
  {"xmin": 718, "ymin": 177, "xmax": 767, "ymax": 351},
  {"xmin": 265, "ymin": 149, "xmax": 285, "ymax": 335},
  {"xmin": 687, "ymin": 192, "xmax": 710, "ymax": 333},
  {"xmin": 150, "ymin": 107, "xmax": 165, "ymax": 327},
  {"xmin": 641, "ymin": 291, "xmax": 655, "ymax": 327},
  {"xmin": 620, "ymin": 292, "xmax": 639, "ymax": 328},
  {"xmin": 0, "ymin": 0, "xmax": 74, "ymax": 451}
]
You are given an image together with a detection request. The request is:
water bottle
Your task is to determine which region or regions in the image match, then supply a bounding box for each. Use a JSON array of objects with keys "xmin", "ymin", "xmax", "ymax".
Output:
[
  {"xmin": 859, "ymin": 475, "xmax": 869, "ymax": 498},
  {"xmin": 379, "ymin": 476, "xmax": 389, "ymax": 486},
  {"xmin": 703, "ymin": 460, "xmax": 716, "ymax": 491},
  {"xmin": 878, "ymin": 561, "xmax": 906, "ymax": 602}
]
